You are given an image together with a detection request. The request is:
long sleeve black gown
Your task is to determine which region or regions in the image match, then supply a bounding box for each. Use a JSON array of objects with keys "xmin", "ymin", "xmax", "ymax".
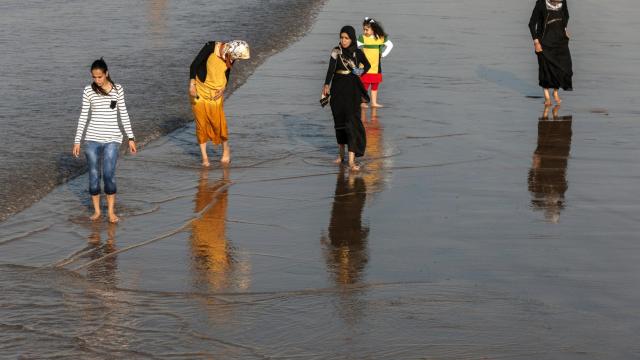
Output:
[
  {"xmin": 529, "ymin": 0, "xmax": 573, "ymax": 90},
  {"xmin": 324, "ymin": 47, "xmax": 371, "ymax": 157}
]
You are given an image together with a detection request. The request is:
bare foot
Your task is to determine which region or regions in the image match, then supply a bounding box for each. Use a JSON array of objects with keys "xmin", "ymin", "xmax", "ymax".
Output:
[
  {"xmin": 554, "ymin": 96, "xmax": 562, "ymax": 104},
  {"xmin": 108, "ymin": 213, "xmax": 119, "ymax": 224},
  {"xmin": 90, "ymin": 212, "xmax": 101, "ymax": 221},
  {"xmin": 220, "ymin": 156, "xmax": 231, "ymax": 165},
  {"xmin": 361, "ymin": 103, "xmax": 369, "ymax": 108},
  {"xmin": 334, "ymin": 156, "xmax": 344, "ymax": 164},
  {"xmin": 371, "ymin": 103, "xmax": 384, "ymax": 108},
  {"xmin": 544, "ymin": 100, "xmax": 552, "ymax": 106},
  {"xmin": 349, "ymin": 162, "xmax": 361, "ymax": 171},
  {"xmin": 202, "ymin": 158, "xmax": 210, "ymax": 167}
]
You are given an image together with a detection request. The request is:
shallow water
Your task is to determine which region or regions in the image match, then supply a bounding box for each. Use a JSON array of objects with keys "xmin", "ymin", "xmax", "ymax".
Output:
[
  {"xmin": 0, "ymin": 0, "xmax": 325, "ymax": 221},
  {"xmin": 2, "ymin": 0, "xmax": 640, "ymax": 358}
]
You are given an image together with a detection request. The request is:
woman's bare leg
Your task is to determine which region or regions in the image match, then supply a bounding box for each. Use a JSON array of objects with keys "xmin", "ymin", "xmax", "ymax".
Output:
[
  {"xmin": 106, "ymin": 194, "xmax": 119, "ymax": 223},
  {"xmin": 371, "ymin": 90, "xmax": 383, "ymax": 108},
  {"xmin": 334, "ymin": 144, "xmax": 345, "ymax": 164},
  {"xmin": 543, "ymin": 88, "xmax": 552, "ymax": 105},
  {"xmin": 348, "ymin": 151, "xmax": 360, "ymax": 171},
  {"xmin": 90, "ymin": 195, "xmax": 101, "ymax": 221},
  {"xmin": 542, "ymin": 103, "xmax": 551, "ymax": 119},
  {"xmin": 553, "ymin": 88, "xmax": 562, "ymax": 104},
  {"xmin": 221, "ymin": 141, "xmax": 231, "ymax": 165},
  {"xmin": 199, "ymin": 142, "xmax": 210, "ymax": 166}
]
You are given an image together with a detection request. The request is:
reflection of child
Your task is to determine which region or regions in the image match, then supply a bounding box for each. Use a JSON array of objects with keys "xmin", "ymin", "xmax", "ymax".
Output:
[{"xmin": 358, "ymin": 17, "xmax": 393, "ymax": 108}]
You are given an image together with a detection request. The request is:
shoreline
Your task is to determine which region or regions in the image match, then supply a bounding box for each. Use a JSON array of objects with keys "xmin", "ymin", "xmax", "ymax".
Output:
[{"xmin": 0, "ymin": 0, "xmax": 327, "ymax": 223}]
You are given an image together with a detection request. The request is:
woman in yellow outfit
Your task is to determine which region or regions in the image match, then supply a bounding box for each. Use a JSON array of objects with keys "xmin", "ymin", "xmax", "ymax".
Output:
[{"xmin": 189, "ymin": 40, "xmax": 250, "ymax": 166}]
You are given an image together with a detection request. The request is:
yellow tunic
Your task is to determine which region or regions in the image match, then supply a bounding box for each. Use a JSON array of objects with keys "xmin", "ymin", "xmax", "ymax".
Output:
[
  {"xmin": 192, "ymin": 51, "xmax": 228, "ymax": 144},
  {"xmin": 360, "ymin": 35, "xmax": 386, "ymax": 74}
]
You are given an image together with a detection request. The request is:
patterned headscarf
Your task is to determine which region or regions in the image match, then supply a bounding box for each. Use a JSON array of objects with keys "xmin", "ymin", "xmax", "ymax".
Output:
[
  {"xmin": 545, "ymin": 0, "xmax": 563, "ymax": 11},
  {"xmin": 224, "ymin": 40, "xmax": 250, "ymax": 61}
]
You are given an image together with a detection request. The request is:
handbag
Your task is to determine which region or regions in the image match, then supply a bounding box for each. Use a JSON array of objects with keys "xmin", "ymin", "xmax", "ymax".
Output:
[{"xmin": 319, "ymin": 95, "xmax": 330, "ymax": 107}]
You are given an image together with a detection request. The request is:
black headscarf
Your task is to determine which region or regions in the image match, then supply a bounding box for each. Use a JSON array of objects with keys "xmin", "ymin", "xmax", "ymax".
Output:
[{"xmin": 339, "ymin": 25, "xmax": 358, "ymax": 59}]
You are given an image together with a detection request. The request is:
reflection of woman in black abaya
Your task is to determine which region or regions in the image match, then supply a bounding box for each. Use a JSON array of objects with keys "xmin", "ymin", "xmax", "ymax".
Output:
[
  {"xmin": 322, "ymin": 168, "xmax": 369, "ymax": 286},
  {"xmin": 320, "ymin": 169, "xmax": 370, "ymax": 324},
  {"xmin": 529, "ymin": 0, "xmax": 573, "ymax": 105},
  {"xmin": 528, "ymin": 105, "xmax": 572, "ymax": 223},
  {"xmin": 323, "ymin": 26, "xmax": 371, "ymax": 171}
]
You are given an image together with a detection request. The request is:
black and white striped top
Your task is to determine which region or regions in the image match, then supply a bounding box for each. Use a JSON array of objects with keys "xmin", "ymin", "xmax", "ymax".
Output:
[{"xmin": 74, "ymin": 84, "xmax": 134, "ymax": 144}]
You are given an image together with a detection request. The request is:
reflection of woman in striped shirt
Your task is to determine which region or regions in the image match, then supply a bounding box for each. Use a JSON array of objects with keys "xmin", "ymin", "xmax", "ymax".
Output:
[{"xmin": 72, "ymin": 58, "xmax": 137, "ymax": 224}]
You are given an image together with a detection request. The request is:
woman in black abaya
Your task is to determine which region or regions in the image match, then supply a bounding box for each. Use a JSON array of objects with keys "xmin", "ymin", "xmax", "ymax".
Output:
[
  {"xmin": 323, "ymin": 25, "xmax": 370, "ymax": 171},
  {"xmin": 529, "ymin": 0, "xmax": 573, "ymax": 105}
]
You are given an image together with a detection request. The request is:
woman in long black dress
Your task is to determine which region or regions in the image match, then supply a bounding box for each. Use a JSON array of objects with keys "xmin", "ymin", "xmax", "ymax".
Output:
[
  {"xmin": 322, "ymin": 25, "xmax": 371, "ymax": 171},
  {"xmin": 529, "ymin": 0, "xmax": 573, "ymax": 105}
]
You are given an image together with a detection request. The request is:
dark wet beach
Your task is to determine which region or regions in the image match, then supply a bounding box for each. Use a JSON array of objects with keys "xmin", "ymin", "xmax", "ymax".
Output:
[{"xmin": 2, "ymin": 0, "xmax": 640, "ymax": 358}]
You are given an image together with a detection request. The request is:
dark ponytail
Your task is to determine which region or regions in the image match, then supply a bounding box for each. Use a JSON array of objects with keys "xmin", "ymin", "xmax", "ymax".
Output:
[
  {"xmin": 363, "ymin": 17, "xmax": 387, "ymax": 39},
  {"xmin": 90, "ymin": 57, "xmax": 114, "ymax": 96}
]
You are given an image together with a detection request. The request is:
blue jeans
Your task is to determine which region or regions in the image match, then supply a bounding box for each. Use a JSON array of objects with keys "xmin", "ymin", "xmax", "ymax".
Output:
[{"xmin": 85, "ymin": 141, "xmax": 119, "ymax": 195}]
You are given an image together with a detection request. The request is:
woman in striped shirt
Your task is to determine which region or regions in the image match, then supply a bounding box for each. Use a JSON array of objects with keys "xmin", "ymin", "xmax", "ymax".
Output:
[{"xmin": 72, "ymin": 58, "xmax": 137, "ymax": 224}]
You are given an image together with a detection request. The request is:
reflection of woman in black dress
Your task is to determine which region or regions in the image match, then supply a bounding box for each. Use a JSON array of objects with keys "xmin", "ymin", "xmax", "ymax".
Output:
[
  {"xmin": 529, "ymin": 0, "xmax": 573, "ymax": 105},
  {"xmin": 322, "ymin": 168, "xmax": 369, "ymax": 286},
  {"xmin": 322, "ymin": 26, "xmax": 371, "ymax": 171},
  {"xmin": 528, "ymin": 105, "xmax": 572, "ymax": 223}
]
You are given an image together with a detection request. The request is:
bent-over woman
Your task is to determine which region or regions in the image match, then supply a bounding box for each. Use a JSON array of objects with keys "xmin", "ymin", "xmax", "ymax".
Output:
[
  {"xmin": 189, "ymin": 40, "xmax": 250, "ymax": 166},
  {"xmin": 529, "ymin": 0, "xmax": 573, "ymax": 105},
  {"xmin": 322, "ymin": 25, "xmax": 371, "ymax": 171},
  {"xmin": 73, "ymin": 58, "xmax": 137, "ymax": 224}
]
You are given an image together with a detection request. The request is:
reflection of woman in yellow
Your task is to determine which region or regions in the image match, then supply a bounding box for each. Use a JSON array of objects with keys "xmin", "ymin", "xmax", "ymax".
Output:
[
  {"xmin": 361, "ymin": 108, "xmax": 387, "ymax": 194},
  {"xmin": 189, "ymin": 40, "xmax": 250, "ymax": 166},
  {"xmin": 528, "ymin": 105, "xmax": 572, "ymax": 223},
  {"xmin": 190, "ymin": 168, "xmax": 236, "ymax": 291}
]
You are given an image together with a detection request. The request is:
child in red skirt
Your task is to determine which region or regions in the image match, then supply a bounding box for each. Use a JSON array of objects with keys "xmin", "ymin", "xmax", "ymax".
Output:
[{"xmin": 358, "ymin": 17, "xmax": 393, "ymax": 108}]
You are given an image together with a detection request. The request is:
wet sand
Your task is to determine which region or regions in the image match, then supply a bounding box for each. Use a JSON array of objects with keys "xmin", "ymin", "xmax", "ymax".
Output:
[
  {"xmin": 3, "ymin": 0, "xmax": 640, "ymax": 358},
  {"xmin": 0, "ymin": 0, "xmax": 326, "ymax": 221}
]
